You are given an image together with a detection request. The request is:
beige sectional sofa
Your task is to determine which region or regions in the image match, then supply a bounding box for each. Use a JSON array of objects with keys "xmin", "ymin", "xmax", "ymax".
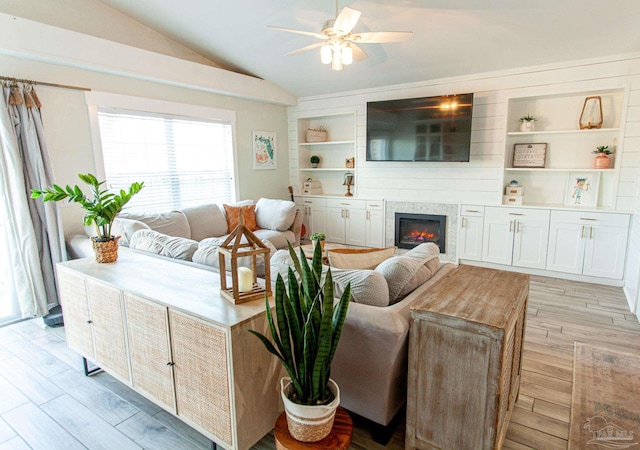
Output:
[{"xmin": 66, "ymin": 198, "xmax": 303, "ymax": 271}]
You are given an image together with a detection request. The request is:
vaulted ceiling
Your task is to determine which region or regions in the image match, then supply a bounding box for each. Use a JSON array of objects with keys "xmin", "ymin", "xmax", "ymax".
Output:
[{"xmin": 12, "ymin": 0, "xmax": 640, "ymax": 98}]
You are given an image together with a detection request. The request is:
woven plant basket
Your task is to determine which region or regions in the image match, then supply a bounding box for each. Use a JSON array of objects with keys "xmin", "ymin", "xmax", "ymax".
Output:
[
  {"xmin": 306, "ymin": 126, "xmax": 328, "ymax": 143},
  {"xmin": 280, "ymin": 377, "xmax": 340, "ymax": 442},
  {"xmin": 91, "ymin": 236, "xmax": 120, "ymax": 263}
]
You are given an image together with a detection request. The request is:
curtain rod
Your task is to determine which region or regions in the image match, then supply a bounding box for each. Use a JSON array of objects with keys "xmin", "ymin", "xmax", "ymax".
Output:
[{"xmin": 0, "ymin": 76, "xmax": 91, "ymax": 92}]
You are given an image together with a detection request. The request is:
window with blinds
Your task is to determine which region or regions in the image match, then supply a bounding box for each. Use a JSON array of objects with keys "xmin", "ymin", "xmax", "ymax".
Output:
[{"xmin": 97, "ymin": 108, "xmax": 235, "ymax": 213}]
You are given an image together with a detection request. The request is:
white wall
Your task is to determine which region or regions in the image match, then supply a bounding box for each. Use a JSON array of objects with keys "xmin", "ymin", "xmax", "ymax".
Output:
[
  {"xmin": 289, "ymin": 55, "xmax": 640, "ymax": 304},
  {"xmin": 2, "ymin": 54, "xmax": 290, "ymax": 238}
]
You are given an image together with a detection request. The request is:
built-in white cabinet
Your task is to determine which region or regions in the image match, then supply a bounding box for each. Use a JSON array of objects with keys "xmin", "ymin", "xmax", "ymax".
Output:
[
  {"xmin": 482, "ymin": 207, "xmax": 550, "ymax": 270},
  {"xmin": 296, "ymin": 197, "xmax": 327, "ymax": 239},
  {"xmin": 546, "ymin": 211, "xmax": 629, "ymax": 279},
  {"xmin": 326, "ymin": 198, "xmax": 367, "ymax": 247},
  {"xmin": 365, "ymin": 201, "xmax": 385, "ymax": 248},
  {"xmin": 458, "ymin": 205, "xmax": 484, "ymax": 261}
]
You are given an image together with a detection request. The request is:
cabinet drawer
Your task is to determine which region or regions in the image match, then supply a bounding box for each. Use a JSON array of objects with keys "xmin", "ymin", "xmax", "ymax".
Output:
[
  {"xmin": 485, "ymin": 206, "xmax": 549, "ymax": 221},
  {"xmin": 550, "ymin": 210, "xmax": 630, "ymax": 227},
  {"xmin": 326, "ymin": 198, "xmax": 365, "ymax": 209},
  {"xmin": 365, "ymin": 200, "xmax": 384, "ymax": 210},
  {"xmin": 299, "ymin": 196, "xmax": 326, "ymax": 207},
  {"xmin": 461, "ymin": 205, "xmax": 484, "ymax": 217}
]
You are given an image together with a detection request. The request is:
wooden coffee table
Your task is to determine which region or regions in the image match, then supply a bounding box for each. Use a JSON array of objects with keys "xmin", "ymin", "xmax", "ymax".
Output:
[{"xmin": 274, "ymin": 406, "xmax": 353, "ymax": 450}]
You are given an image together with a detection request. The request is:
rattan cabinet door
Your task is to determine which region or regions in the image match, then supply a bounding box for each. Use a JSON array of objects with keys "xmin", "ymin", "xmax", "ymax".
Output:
[
  {"xmin": 169, "ymin": 310, "xmax": 233, "ymax": 448},
  {"xmin": 86, "ymin": 279, "xmax": 131, "ymax": 383},
  {"xmin": 57, "ymin": 269, "xmax": 95, "ymax": 360},
  {"xmin": 124, "ymin": 294, "xmax": 176, "ymax": 413}
]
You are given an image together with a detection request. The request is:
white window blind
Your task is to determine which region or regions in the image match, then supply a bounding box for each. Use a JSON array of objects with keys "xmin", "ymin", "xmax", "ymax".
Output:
[{"xmin": 97, "ymin": 107, "xmax": 235, "ymax": 213}]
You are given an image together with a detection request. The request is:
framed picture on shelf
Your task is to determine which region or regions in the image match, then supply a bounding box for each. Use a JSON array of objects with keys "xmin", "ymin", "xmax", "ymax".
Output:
[
  {"xmin": 252, "ymin": 131, "xmax": 277, "ymax": 170},
  {"xmin": 512, "ymin": 143, "xmax": 547, "ymax": 168},
  {"xmin": 564, "ymin": 172, "xmax": 600, "ymax": 207}
]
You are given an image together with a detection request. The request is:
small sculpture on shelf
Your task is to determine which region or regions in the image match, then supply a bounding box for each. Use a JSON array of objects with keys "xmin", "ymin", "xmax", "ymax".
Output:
[
  {"xmin": 519, "ymin": 114, "xmax": 537, "ymax": 132},
  {"xmin": 343, "ymin": 171, "xmax": 354, "ymax": 197},
  {"xmin": 310, "ymin": 155, "xmax": 320, "ymax": 168},
  {"xmin": 592, "ymin": 145, "xmax": 612, "ymax": 169}
]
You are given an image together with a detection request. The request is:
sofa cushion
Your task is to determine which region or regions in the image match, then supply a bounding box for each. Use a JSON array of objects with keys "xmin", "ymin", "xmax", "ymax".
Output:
[
  {"xmin": 332, "ymin": 269, "xmax": 389, "ymax": 307},
  {"xmin": 119, "ymin": 211, "xmax": 191, "ymax": 239},
  {"xmin": 181, "ymin": 204, "xmax": 228, "ymax": 241},
  {"xmin": 255, "ymin": 198, "xmax": 297, "ymax": 231},
  {"xmin": 253, "ymin": 229, "xmax": 296, "ymax": 250},
  {"xmin": 129, "ymin": 230, "xmax": 198, "ymax": 261},
  {"xmin": 223, "ymin": 204, "xmax": 257, "ymax": 232},
  {"xmin": 375, "ymin": 243, "xmax": 440, "ymax": 305},
  {"xmin": 328, "ymin": 247, "xmax": 397, "ymax": 270},
  {"xmin": 193, "ymin": 236, "xmax": 275, "ymax": 276},
  {"xmin": 112, "ymin": 218, "xmax": 151, "ymax": 247}
]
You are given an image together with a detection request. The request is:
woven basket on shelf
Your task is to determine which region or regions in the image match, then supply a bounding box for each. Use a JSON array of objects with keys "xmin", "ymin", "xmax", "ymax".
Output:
[
  {"xmin": 306, "ymin": 126, "xmax": 328, "ymax": 143},
  {"xmin": 91, "ymin": 236, "xmax": 120, "ymax": 263}
]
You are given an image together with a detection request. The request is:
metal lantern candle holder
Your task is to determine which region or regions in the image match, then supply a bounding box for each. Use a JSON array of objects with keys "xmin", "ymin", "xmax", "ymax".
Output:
[{"xmin": 218, "ymin": 211, "xmax": 272, "ymax": 304}]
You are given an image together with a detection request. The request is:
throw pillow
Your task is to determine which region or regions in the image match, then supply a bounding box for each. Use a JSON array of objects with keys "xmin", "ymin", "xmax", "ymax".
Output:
[
  {"xmin": 375, "ymin": 256, "xmax": 425, "ymax": 305},
  {"xmin": 255, "ymin": 198, "xmax": 297, "ymax": 231},
  {"xmin": 193, "ymin": 237, "xmax": 275, "ymax": 277},
  {"xmin": 332, "ymin": 269, "xmax": 389, "ymax": 307},
  {"xmin": 129, "ymin": 230, "xmax": 198, "ymax": 261},
  {"xmin": 111, "ymin": 218, "xmax": 151, "ymax": 247},
  {"xmin": 181, "ymin": 204, "xmax": 228, "ymax": 240},
  {"xmin": 328, "ymin": 246, "xmax": 397, "ymax": 270},
  {"xmin": 223, "ymin": 204, "xmax": 257, "ymax": 233}
]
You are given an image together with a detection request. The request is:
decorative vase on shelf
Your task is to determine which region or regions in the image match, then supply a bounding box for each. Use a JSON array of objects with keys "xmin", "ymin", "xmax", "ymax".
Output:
[
  {"xmin": 520, "ymin": 121, "xmax": 535, "ymax": 132},
  {"xmin": 593, "ymin": 153, "xmax": 610, "ymax": 169}
]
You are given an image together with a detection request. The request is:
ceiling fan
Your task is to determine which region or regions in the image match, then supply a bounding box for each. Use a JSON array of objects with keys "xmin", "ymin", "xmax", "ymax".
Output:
[{"xmin": 267, "ymin": 1, "xmax": 413, "ymax": 70}]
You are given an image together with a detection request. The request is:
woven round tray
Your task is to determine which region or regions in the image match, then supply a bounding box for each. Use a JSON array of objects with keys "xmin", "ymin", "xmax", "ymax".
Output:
[{"xmin": 91, "ymin": 236, "xmax": 120, "ymax": 263}]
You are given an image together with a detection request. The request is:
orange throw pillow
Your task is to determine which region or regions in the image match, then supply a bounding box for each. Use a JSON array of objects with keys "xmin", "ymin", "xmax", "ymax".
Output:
[{"xmin": 223, "ymin": 204, "xmax": 257, "ymax": 232}]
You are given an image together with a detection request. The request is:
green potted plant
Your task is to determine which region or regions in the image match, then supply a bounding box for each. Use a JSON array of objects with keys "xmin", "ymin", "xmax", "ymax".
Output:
[
  {"xmin": 519, "ymin": 114, "xmax": 537, "ymax": 132},
  {"xmin": 592, "ymin": 145, "xmax": 613, "ymax": 169},
  {"xmin": 249, "ymin": 243, "xmax": 351, "ymax": 442},
  {"xmin": 310, "ymin": 232, "xmax": 325, "ymax": 252},
  {"xmin": 31, "ymin": 173, "xmax": 144, "ymax": 263},
  {"xmin": 310, "ymin": 155, "xmax": 320, "ymax": 168}
]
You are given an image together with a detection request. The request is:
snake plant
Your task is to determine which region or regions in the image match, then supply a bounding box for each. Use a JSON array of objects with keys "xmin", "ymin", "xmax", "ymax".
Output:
[
  {"xmin": 250, "ymin": 242, "xmax": 351, "ymax": 405},
  {"xmin": 31, "ymin": 173, "xmax": 144, "ymax": 241}
]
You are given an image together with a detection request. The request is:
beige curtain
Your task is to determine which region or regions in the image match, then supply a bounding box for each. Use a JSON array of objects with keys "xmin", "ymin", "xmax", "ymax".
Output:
[{"xmin": 0, "ymin": 82, "xmax": 66, "ymax": 318}]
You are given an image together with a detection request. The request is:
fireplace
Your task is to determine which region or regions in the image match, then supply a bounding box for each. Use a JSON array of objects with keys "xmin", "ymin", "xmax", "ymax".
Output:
[{"xmin": 395, "ymin": 213, "xmax": 446, "ymax": 252}]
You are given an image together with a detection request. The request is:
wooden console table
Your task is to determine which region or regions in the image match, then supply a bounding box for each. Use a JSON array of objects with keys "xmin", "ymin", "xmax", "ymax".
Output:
[
  {"xmin": 56, "ymin": 249, "xmax": 283, "ymax": 450},
  {"xmin": 405, "ymin": 265, "xmax": 529, "ymax": 450}
]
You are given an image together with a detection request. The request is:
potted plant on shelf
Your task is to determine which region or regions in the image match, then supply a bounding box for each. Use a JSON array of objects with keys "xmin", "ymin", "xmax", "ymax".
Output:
[
  {"xmin": 249, "ymin": 243, "xmax": 351, "ymax": 442},
  {"xmin": 310, "ymin": 155, "xmax": 320, "ymax": 168},
  {"xmin": 310, "ymin": 232, "xmax": 325, "ymax": 252},
  {"xmin": 31, "ymin": 173, "xmax": 144, "ymax": 263},
  {"xmin": 519, "ymin": 114, "xmax": 537, "ymax": 132},
  {"xmin": 592, "ymin": 145, "xmax": 613, "ymax": 169}
]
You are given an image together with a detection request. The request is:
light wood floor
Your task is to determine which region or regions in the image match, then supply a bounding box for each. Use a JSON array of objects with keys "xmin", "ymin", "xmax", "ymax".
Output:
[{"xmin": 0, "ymin": 275, "xmax": 639, "ymax": 450}]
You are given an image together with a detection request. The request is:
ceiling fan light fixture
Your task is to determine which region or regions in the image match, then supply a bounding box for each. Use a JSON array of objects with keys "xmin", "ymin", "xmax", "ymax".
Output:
[
  {"xmin": 332, "ymin": 54, "xmax": 343, "ymax": 71},
  {"xmin": 321, "ymin": 44, "xmax": 332, "ymax": 64},
  {"xmin": 341, "ymin": 44, "xmax": 353, "ymax": 65}
]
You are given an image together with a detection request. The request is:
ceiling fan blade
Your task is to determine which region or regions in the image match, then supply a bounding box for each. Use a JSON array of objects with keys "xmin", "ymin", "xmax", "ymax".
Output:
[
  {"xmin": 333, "ymin": 7, "xmax": 361, "ymax": 34},
  {"xmin": 350, "ymin": 43, "xmax": 368, "ymax": 62},
  {"xmin": 286, "ymin": 42, "xmax": 326, "ymax": 56},
  {"xmin": 350, "ymin": 31, "xmax": 413, "ymax": 43},
  {"xmin": 266, "ymin": 25, "xmax": 326, "ymax": 39}
]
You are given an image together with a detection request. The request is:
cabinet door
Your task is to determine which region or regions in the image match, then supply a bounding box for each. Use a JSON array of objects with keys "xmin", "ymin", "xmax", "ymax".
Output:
[
  {"xmin": 583, "ymin": 225, "xmax": 629, "ymax": 279},
  {"xmin": 308, "ymin": 205, "xmax": 327, "ymax": 238},
  {"xmin": 546, "ymin": 222, "xmax": 585, "ymax": 274},
  {"xmin": 297, "ymin": 205, "xmax": 309, "ymax": 240},
  {"xmin": 366, "ymin": 209, "xmax": 385, "ymax": 248},
  {"xmin": 326, "ymin": 207, "xmax": 346, "ymax": 243},
  {"xmin": 124, "ymin": 294, "xmax": 176, "ymax": 413},
  {"xmin": 169, "ymin": 310, "xmax": 233, "ymax": 448},
  {"xmin": 482, "ymin": 217, "xmax": 513, "ymax": 265},
  {"xmin": 346, "ymin": 208, "xmax": 367, "ymax": 247},
  {"xmin": 512, "ymin": 219, "xmax": 549, "ymax": 269},
  {"xmin": 57, "ymin": 269, "xmax": 95, "ymax": 360},
  {"xmin": 459, "ymin": 216, "xmax": 484, "ymax": 261},
  {"xmin": 86, "ymin": 279, "xmax": 131, "ymax": 383}
]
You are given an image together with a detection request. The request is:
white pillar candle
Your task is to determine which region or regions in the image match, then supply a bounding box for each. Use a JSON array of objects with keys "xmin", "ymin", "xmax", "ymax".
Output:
[{"xmin": 238, "ymin": 267, "xmax": 253, "ymax": 292}]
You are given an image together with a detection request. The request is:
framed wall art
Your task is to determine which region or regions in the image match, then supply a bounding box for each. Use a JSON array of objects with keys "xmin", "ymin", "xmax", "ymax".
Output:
[
  {"xmin": 252, "ymin": 131, "xmax": 277, "ymax": 170},
  {"xmin": 512, "ymin": 143, "xmax": 547, "ymax": 168},
  {"xmin": 564, "ymin": 172, "xmax": 600, "ymax": 207}
]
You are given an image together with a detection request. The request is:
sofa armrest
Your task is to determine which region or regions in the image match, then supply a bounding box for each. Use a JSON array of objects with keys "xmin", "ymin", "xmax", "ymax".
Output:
[{"xmin": 288, "ymin": 211, "xmax": 303, "ymax": 247}]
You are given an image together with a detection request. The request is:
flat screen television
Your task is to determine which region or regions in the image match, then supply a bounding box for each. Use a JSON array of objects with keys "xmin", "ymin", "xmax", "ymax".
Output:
[{"xmin": 366, "ymin": 93, "xmax": 474, "ymax": 162}]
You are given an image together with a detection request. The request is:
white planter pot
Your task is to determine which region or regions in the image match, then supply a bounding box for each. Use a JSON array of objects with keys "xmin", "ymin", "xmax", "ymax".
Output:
[
  {"xmin": 520, "ymin": 121, "xmax": 535, "ymax": 132},
  {"xmin": 280, "ymin": 377, "xmax": 340, "ymax": 442}
]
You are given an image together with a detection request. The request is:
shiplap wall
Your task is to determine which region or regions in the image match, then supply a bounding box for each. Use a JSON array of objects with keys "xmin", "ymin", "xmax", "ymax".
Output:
[{"xmin": 288, "ymin": 54, "xmax": 640, "ymax": 303}]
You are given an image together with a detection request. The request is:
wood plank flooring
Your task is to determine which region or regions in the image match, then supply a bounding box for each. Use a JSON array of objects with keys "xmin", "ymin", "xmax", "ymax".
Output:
[{"xmin": 0, "ymin": 275, "xmax": 639, "ymax": 449}]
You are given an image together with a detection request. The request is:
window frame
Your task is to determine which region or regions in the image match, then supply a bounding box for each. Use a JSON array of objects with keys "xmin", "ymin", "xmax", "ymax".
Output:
[{"xmin": 85, "ymin": 91, "xmax": 239, "ymax": 207}]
